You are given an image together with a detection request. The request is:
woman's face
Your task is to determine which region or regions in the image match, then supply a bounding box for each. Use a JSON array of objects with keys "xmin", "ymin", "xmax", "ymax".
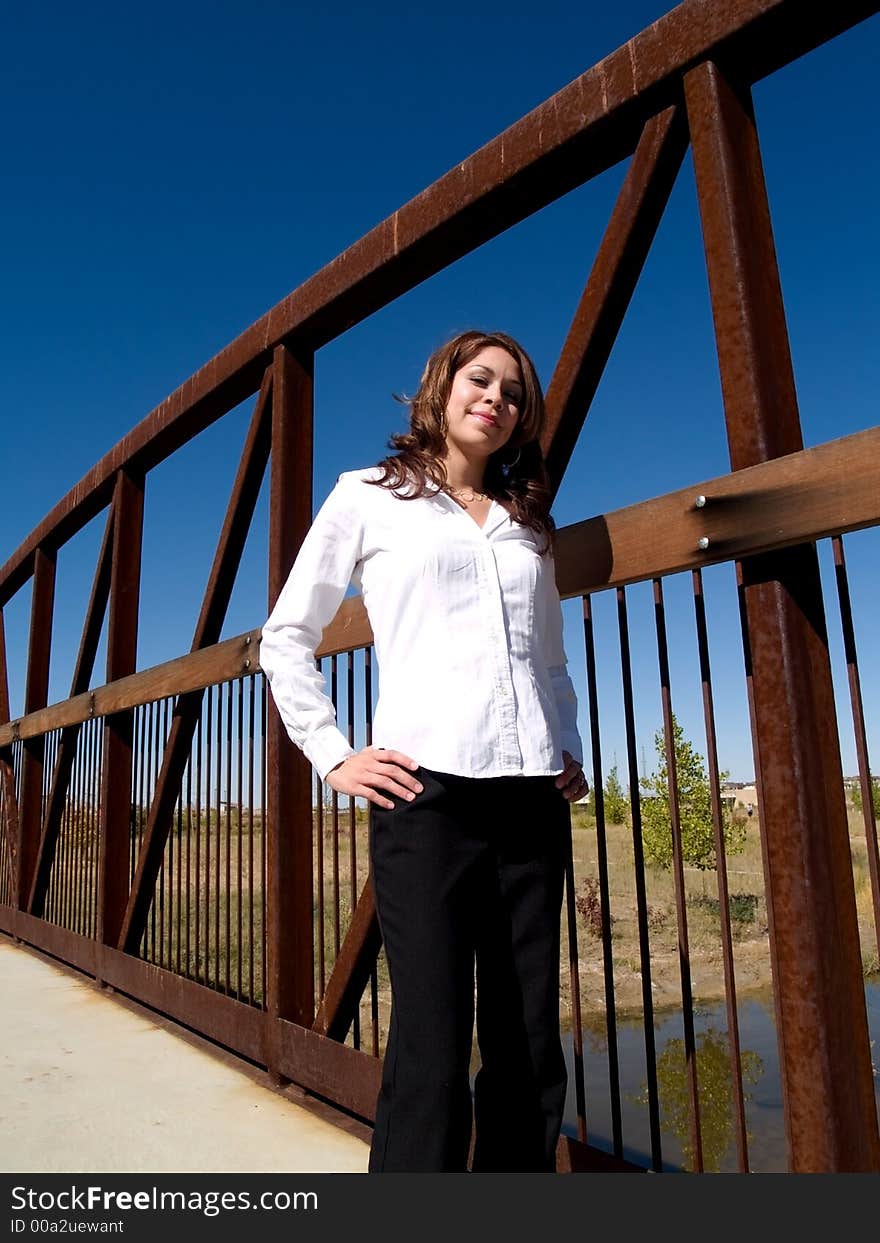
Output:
[{"xmin": 443, "ymin": 346, "xmax": 522, "ymax": 464}]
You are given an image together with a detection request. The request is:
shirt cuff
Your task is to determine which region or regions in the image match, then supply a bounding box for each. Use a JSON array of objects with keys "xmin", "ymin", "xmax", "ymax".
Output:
[
  {"xmin": 560, "ymin": 727, "xmax": 584, "ymax": 768},
  {"xmin": 302, "ymin": 725, "xmax": 358, "ymax": 783}
]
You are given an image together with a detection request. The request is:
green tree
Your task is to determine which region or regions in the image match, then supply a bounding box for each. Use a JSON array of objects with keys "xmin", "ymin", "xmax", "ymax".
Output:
[
  {"xmin": 602, "ymin": 762, "xmax": 630, "ymax": 826},
  {"xmin": 640, "ymin": 715, "xmax": 746, "ymax": 871}
]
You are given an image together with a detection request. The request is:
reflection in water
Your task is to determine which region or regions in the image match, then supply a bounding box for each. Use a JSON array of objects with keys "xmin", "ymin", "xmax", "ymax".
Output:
[
  {"xmin": 562, "ymin": 980, "xmax": 880, "ymax": 1172},
  {"xmin": 634, "ymin": 1027, "xmax": 763, "ymax": 1172}
]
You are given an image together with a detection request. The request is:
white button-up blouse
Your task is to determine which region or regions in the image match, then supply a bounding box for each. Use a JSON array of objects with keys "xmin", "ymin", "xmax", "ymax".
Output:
[{"xmin": 259, "ymin": 466, "xmax": 583, "ymax": 782}]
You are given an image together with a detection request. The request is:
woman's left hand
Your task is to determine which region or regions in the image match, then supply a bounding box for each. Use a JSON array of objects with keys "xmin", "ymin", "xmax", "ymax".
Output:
[{"xmin": 555, "ymin": 751, "xmax": 590, "ymax": 803}]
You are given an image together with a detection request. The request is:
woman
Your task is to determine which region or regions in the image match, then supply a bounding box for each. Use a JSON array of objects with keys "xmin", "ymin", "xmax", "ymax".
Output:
[{"xmin": 259, "ymin": 329, "xmax": 588, "ymax": 1173}]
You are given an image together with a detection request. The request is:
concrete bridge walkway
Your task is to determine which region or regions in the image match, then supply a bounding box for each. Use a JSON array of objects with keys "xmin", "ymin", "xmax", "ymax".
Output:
[{"xmin": 0, "ymin": 939, "xmax": 370, "ymax": 1173}]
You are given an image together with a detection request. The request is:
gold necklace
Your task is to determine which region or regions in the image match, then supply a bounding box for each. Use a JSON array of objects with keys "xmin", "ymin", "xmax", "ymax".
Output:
[{"xmin": 445, "ymin": 484, "xmax": 489, "ymax": 504}]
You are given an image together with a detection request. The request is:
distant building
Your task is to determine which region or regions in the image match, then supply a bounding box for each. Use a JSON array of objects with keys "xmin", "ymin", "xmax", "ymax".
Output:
[{"xmin": 721, "ymin": 782, "xmax": 757, "ymax": 817}]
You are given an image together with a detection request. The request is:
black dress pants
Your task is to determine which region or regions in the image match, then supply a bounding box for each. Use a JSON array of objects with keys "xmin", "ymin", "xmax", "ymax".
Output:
[{"xmin": 367, "ymin": 765, "xmax": 570, "ymax": 1173}]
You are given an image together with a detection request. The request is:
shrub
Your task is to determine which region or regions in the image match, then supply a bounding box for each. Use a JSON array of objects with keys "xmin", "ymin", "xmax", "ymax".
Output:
[{"xmin": 575, "ymin": 876, "xmax": 614, "ymax": 939}]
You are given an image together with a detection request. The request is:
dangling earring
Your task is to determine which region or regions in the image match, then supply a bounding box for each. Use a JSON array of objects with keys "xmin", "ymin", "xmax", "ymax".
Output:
[{"xmin": 502, "ymin": 447, "xmax": 521, "ymax": 474}]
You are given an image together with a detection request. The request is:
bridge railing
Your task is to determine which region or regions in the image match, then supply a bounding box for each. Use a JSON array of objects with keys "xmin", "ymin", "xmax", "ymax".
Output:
[{"xmin": 1, "ymin": 0, "xmax": 879, "ymax": 1171}]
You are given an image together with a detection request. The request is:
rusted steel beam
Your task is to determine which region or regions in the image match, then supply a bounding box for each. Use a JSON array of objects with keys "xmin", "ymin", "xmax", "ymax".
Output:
[
  {"xmin": 3, "ymin": 2, "xmax": 876, "ymax": 607},
  {"xmin": 28, "ymin": 502, "xmax": 115, "ymax": 916},
  {"xmin": 278, "ymin": 1015, "xmax": 381, "ymax": 1123},
  {"xmin": 0, "ymin": 610, "xmax": 21, "ymax": 905},
  {"xmin": 312, "ymin": 874, "xmax": 383, "ymax": 1040},
  {"xmin": 552, "ymin": 421, "xmax": 880, "ymax": 597},
  {"xmin": 543, "ymin": 105, "xmax": 688, "ymax": 493},
  {"xmin": 265, "ymin": 344, "xmax": 315, "ymax": 1076},
  {"xmin": 98, "ymin": 469, "xmax": 144, "ymax": 949},
  {"xmin": 17, "ymin": 548, "xmax": 56, "ymax": 909},
  {"xmin": 119, "ymin": 371, "xmax": 273, "ymax": 954},
  {"xmin": 686, "ymin": 58, "xmax": 880, "ymax": 1172},
  {"xmin": 0, "ymin": 633, "xmax": 259, "ymax": 745}
]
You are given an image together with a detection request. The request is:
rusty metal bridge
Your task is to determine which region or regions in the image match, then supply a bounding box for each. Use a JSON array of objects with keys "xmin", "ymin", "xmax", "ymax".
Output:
[{"xmin": 1, "ymin": 0, "xmax": 878, "ymax": 1173}]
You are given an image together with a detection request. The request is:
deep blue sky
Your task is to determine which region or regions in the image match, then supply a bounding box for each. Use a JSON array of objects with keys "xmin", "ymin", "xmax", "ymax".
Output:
[{"xmin": 2, "ymin": 1, "xmax": 878, "ymax": 782}]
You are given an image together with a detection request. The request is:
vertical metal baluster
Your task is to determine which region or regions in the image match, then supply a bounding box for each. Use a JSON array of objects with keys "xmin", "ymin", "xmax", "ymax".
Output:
[
  {"xmin": 583, "ymin": 593, "xmax": 622, "ymax": 1156},
  {"xmin": 131, "ymin": 706, "xmax": 140, "ymax": 952},
  {"xmin": 215, "ymin": 681, "xmax": 222, "ymax": 991},
  {"xmin": 69, "ymin": 728, "xmax": 80, "ymax": 932},
  {"xmin": 81, "ymin": 725, "xmax": 90, "ymax": 934},
  {"xmin": 617, "ymin": 585, "xmax": 662, "ymax": 1171},
  {"xmin": 95, "ymin": 721, "xmax": 104, "ymax": 941},
  {"xmin": 67, "ymin": 727, "xmax": 82, "ymax": 931},
  {"xmin": 55, "ymin": 733, "xmax": 66, "ymax": 926},
  {"xmin": 79, "ymin": 725, "xmax": 89, "ymax": 935},
  {"xmin": 40, "ymin": 733, "xmax": 51, "ymax": 851},
  {"xmin": 63, "ymin": 730, "xmax": 72, "ymax": 929},
  {"xmin": 62, "ymin": 743, "xmax": 74, "ymax": 927},
  {"xmin": 167, "ymin": 697, "xmax": 176, "ymax": 972},
  {"xmin": 153, "ymin": 700, "xmax": 162, "ymax": 962},
  {"xmin": 261, "ymin": 676, "xmax": 268, "ymax": 1010},
  {"xmin": 91, "ymin": 720, "xmax": 98, "ymax": 938},
  {"xmin": 147, "ymin": 701, "xmax": 156, "ymax": 962},
  {"xmin": 176, "ymin": 704, "xmax": 184, "ymax": 976},
  {"xmin": 346, "ymin": 649, "xmax": 359, "ymax": 1049},
  {"xmin": 832, "ymin": 536, "xmax": 880, "ymax": 965},
  {"xmin": 59, "ymin": 732, "xmax": 72, "ymax": 930},
  {"xmin": 247, "ymin": 674, "xmax": 255, "ymax": 1005},
  {"xmin": 237, "ymin": 677, "xmax": 244, "ymax": 1002},
  {"xmin": 195, "ymin": 706, "xmax": 203, "ymax": 986},
  {"xmin": 693, "ymin": 568, "xmax": 750, "ymax": 1171},
  {"xmin": 82, "ymin": 724, "xmax": 92, "ymax": 938},
  {"xmin": 53, "ymin": 744, "xmax": 67, "ymax": 926},
  {"xmin": 365, "ymin": 647, "xmax": 379, "ymax": 1058},
  {"xmin": 43, "ymin": 732, "xmax": 56, "ymax": 924},
  {"xmin": 77, "ymin": 726, "xmax": 87, "ymax": 933},
  {"xmin": 185, "ymin": 726, "xmax": 193, "ymax": 980},
  {"xmin": 46, "ymin": 748, "xmax": 58, "ymax": 924},
  {"xmin": 331, "ymin": 654, "xmax": 340, "ymax": 960},
  {"xmin": 138, "ymin": 703, "xmax": 146, "ymax": 955},
  {"xmin": 315, "ymin": 658, "xmax": 326, "ymax": 1002},
  {"xmin": 225, "ymin": 679, "xmax": 233, "ymax": 996},
  {"xmin": 652, "ymin": 577, "xmax": 703, "ymax": 1172},
  {"xmin": 130, "ymin": 707, "xmax": 139, "ymax": 887},
  {"xmin": 159, "ymin": 697, "xmax": 168, "ymax": 970},
  {"xmin": 0, "ymin": 779, "xmax": 6, "ymax": 905},
  {"xmin": 205, "ymin": 686, "xmax": 213, "ymax": 988}
]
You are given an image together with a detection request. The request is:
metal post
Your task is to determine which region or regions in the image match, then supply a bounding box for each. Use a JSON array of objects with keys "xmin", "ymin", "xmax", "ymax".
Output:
[
  {"xmin": 98, "ymin": 469, "xmax": 144, "ymax": 949},
  {"xmin": 17, "ymin": 547, "xmax": 56, "ymax": 909},
  {"xmin": 0, "ymin": 608, "xmax": 21, "ymax": 909},
  {"xmin": 265, "ymin": 342, "xmax": 315, "ymax": 1079},
  {"xmin": 686, "ymin": 58, "xmax": 880, "ymax": 1172}
]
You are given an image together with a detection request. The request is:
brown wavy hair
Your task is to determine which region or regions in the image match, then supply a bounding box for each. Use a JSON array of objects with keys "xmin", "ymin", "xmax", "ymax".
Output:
[{"xmin": 364, "ymin": 330, "xmax": 555, "ymax": 552}]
